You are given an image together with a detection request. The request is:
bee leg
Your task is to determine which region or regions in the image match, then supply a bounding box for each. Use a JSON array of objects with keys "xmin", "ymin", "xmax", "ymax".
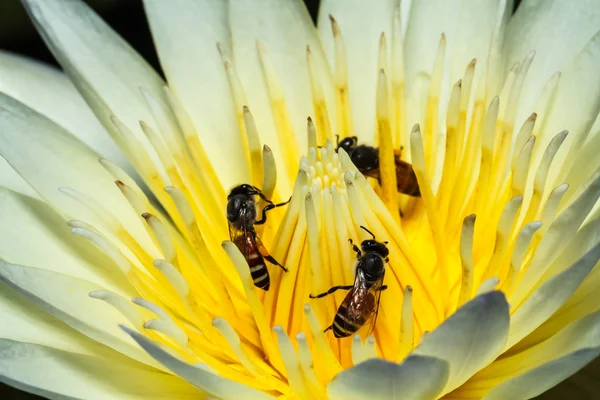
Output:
[
  {"xmin": 323, "ymin": 325, "xmax": 333, "ymax": 334},
  {"xmin": 254, "ymin": 204, "xmax": 274, "ymax": 225},
  {"xmin": 378, "ymin": 285, "xmax": 388, "ymax": 291},
  {"xmin": 265, "ymin": 255, "xmax": 289, "ymax": 272},
  {"xmin": 348, "ymin": 239, "xmax": 362, "ymax": 257},
  {"xmin": 384, "ymin": 257, "xmax": 390, "ymax": 263},
  {"xmin": 254, "ymin": 234, "xmax": 288, "ymax": 272},
  {"xmin": 255, "ymin": 197, "xmax": 292, "ymax": 225},
  {"xmin": 309, "ymin": 285, "xmax": 353, "ymax": 299}
]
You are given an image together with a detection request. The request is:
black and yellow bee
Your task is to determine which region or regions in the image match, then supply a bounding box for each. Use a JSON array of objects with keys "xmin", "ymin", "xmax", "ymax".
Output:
[
  {"xmin": 337, "ymin": 136, "xmax": 421, "ymax": 197},
  {"xmin": 310, "ymin": 226, "xmax": 389, "ymax": 338},
  {"xmin": 227, "ymin": 184, "xmax": 289, "ymax": 290}
]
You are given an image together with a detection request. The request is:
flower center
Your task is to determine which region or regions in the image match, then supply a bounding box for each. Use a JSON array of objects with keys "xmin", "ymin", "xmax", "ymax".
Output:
[{"xmin": 58, "ymin": 7, "xmax": 589, "ymax": 398}]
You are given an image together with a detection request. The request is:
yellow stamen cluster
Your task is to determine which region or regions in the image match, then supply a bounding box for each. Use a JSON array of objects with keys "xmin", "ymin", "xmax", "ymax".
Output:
[{"xmin": 62, "ymin": 9, "xmax": 596, "ymax": 399}]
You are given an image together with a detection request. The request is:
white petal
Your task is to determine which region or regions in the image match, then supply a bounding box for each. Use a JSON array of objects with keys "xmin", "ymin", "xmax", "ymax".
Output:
[
  {"xmin": 0, "ymin": 284, "xmax": 108, "ymax": 356},
  {"xmin": 482, "ymin": 311, "xmax": 600, "ymax": 399},
  {"xmin": 405, "ymin": 0, "xmax": 505, "ymax": 89},
  {"xmin": 122, "ymin": 326, "xmax": 275, "ymax": 400},
  {"xmin": 0, "ymin": 157, "xmax": 38, "ymax": 200},
  {"xmin": 0, "ymin": 340, "xmax": 199, "ymax": 400},
  {"xmin": 142, "ymin": 0, "xmax": 246, "ymax": 187},
  {"xmin": 0, "ymin": 93, "xmax": 157, "ymax": 256},
  {"xmin": 318, "ymin": 0, "xmax": 395, "ymax": 141},
  {"xmin": 543, "ymin": 216, "xmax": 600, "ymax": 281},
  {"xmin": 511, "ymin": 171, "xmax": 600, "ymax": 307},
  {"xmin": 0, "ymin": 261, "xmax": 155, "ymax": 367},
  {"xmin": 22, "ymin": 0, "xmax": 168, "ymax": 181},
  {"xmin": 0, "ymin": 51, "xmax": 128, "ymax": 170},
  {"xmin": 327, "ymin": 356, "xmax": 449, "ymax": 400},
  {"xmin": 457, "ymin": 309, "xmax": 600, "ymax": 397},
  {"xmin": 230, "ymin": 0, "xmax": 330, "ymax": 190},
  {"xmin": 0, "ymin": 187, "xmax": 135, "ymax": 298},
  {"xmin": 485, "ymin": 351, "xmax": 600, "ymax": 399},
  {"xmin": 505, "ymin": 0, "xmax": 600, "ymax": 127},
  {"xmin": 411, "ymin": 291, "xmax": 510, "ymax": 394},
  {"xmin": 542, "ymin": 31, "xmax": 600, "ymax": 188},
  {"xmin": 506, "ymin": 241, "xmax": 600, "ymax": 349},
  {"xmin": 536, "ymin": 358, "xmax": 600, "ymax": 399},
  {"xmin": 447, "ymin": 0, "xmax": 505, "ymax": 84}
]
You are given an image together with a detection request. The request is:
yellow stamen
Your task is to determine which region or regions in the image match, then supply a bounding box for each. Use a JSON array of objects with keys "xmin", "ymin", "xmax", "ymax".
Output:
[
  {"xmin": 329, "ymin": 15, "xmax": 353, "ymax": 139},
  {"xmin": 396, "ymin": 285, "xmax": 414, "ymax": 361},
  {"xmin": 376, "ymin": 69, "xmax": 399, "ymax": 215},
  {"xmin": 458, "ymin": 215, "xmax": 476, "ymax": 308}
]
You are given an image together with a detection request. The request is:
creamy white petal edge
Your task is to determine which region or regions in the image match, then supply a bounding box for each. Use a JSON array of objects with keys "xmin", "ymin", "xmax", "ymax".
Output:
[
  {"xmin": 0, "ymin": 339, "xmax": 200, "ymax": 400},
  {"xmin": 505, "ymin": 0, "xmax": 600, "ymax": 126},
  {"xmin": 327, "ymin": 356, "xmax": 449, "ymax": 400},
  {"xmin": 0, "ymin": 51, "xmax": 128, "ymax": 171}
]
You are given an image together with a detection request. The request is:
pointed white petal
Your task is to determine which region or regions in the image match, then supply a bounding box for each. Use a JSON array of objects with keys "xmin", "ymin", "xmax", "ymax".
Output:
[
  {"xmin": 404, "ymin": 0, "xmax": 506, "ymax": 90},
  {"xmin": 122, "ymin": 326, "xmax": 275, "ymax": 400},
  {"xmin": 411, "ymin": 291, "xmax": 510, "ymax": 394},
  {"xmin": 0, "ymin": 284, "xmax": 109, "ymax": 356},
  {"xmin": 483, "ymin": 311, "xmax": 600, "ymax": 399},
  {"xmin": 142, "ymin": 0, "xmax": 246, "ymax": 187},
  {"xmin": 327, "ymin": 356, "xmax": 449, "ymax": 400},
  {"xmin": 485, "ymin": 351, "xmax": 600, "ymax": 399},
  {"xmin": 505, "ymin": 0, "xmax": 600, "ymax": 126},
  {"xmin": 0, "ymin": 93, "xmax": 157, "ymax": 255},
  {"xmin": 0, "ymin": 261, "xmax": 155, "ymax": 367},
  {"xmin": 0, "ymin": 340, "xmax": 200, "ymax": 400},
  {"xmin": 542, "ymin": 31, "xmax": 600, "ymax": 187},
  {"xmin": 0, "ymin": 187, "xmax": 135, "ymax": 297},
  {"xmin": 0, "ymin": 157, "xmax": 38, "ymax": 200},
  {"xmin": 318, "ymin": 0, "xmax": 395, "ymax": 141},
  {"xmin": 230, "ymin": 0, "xmax": 330, "ymax": 188},
  {"xmin": 456, "ymin": 309, "xmax": 600, "ymax": 397},
  {"xmin": 22, "ymin": 0, "xmax": 168, "ymax": 180},
  {"xmin": 536, "ymin": 357, "xmax": 600, "ymax": 399},
  {"xmin": 511, "ymin": 171, "xmax": 600, "ymax": 307},
  {"xmin": 0, "ymin": 51, "xmax": 128, "ymax": 170},
  {"xmin": 507, "ymin": 241, "xmax": 600, "ymax": 349}
]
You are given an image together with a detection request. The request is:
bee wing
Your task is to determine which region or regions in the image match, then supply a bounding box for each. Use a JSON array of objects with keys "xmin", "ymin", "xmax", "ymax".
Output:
[
  {"xmin": 228, "ymin": 209, "xmax": 252, "ymax": 260},
  {"xmin": 364, "ymin": 276, "xmax": 385, "ymax": 337},
  {"xmin": 343, "ymin": 269, "xmax": 377, "ymax": 332}
]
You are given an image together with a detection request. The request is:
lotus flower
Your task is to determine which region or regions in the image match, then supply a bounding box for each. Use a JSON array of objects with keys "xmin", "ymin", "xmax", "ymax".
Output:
[{"xmin": 2, "ymin": 0, "xmax": 600, "ymax": 399}]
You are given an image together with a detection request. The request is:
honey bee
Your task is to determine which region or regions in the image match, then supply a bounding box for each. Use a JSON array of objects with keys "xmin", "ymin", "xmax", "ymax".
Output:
[
  {"xmin": 336, "ymin": 136, "xmax": 421, "ymax": 197},
  {"xmin": 310, "ymin": 226, "xmax": 389, "ymax": 338},
  {"xmin": 227, "ymin": 184, "xmax": 289, "ymax": 290}
]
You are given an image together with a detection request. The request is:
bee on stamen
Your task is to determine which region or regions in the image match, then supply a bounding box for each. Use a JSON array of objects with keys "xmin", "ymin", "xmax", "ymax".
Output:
[
  {"xmin": 310, "ymin": 226, "xmax": 389, "ymax": 338},
  {"xmin": 226, "ymin": 184, "xmax": 289, "ymax": 290},
  {"xmin": 336, "ymin": 136, "xmax": 421, "ymax": 197}
]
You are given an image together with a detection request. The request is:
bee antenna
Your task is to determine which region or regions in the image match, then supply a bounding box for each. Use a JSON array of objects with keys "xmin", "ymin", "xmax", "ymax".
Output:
[{"xmin": 360, "ymin": 225, "xmax": 376, "ymax": 239}]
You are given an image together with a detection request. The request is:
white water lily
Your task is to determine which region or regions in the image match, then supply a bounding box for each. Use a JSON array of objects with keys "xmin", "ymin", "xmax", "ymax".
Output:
[{"xmin": 2, "ymin": 0, "xmax": 600, "ymax": 399}]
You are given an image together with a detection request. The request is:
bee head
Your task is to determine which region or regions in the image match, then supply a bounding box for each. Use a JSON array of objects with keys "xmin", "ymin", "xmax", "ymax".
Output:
[
  {"xmin": 336, "ymin": 136, "xmax": 358, "ymax": 153},
  {"xmin": 228, "ymin": 183, "xmax": 260, "ymax": 199},
  {"xmin": 360, "ymin": 239, "xmax": 389, "ymax": 258}
]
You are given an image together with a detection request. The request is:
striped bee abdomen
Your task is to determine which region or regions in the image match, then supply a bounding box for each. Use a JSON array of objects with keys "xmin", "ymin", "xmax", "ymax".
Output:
[
  {"xmin": 332, "ymin": 291, "xmax": 376, "ymax": 338},
  {"xmin": 234, "ymin": 233, "xmax": 270, "ymax": 290},
  {"xmin": 332, "ymin": 303, "xmax": 365, "ymax": 338},
  {"xmin": 248, "ymin": 252, "xmax": 270, "ymax": 290}
]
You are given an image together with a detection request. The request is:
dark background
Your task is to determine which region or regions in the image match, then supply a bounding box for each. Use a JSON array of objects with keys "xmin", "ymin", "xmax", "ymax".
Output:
[{"xmin": 4, "ymin": 0, "xmax": 581, "ymax": 400}]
